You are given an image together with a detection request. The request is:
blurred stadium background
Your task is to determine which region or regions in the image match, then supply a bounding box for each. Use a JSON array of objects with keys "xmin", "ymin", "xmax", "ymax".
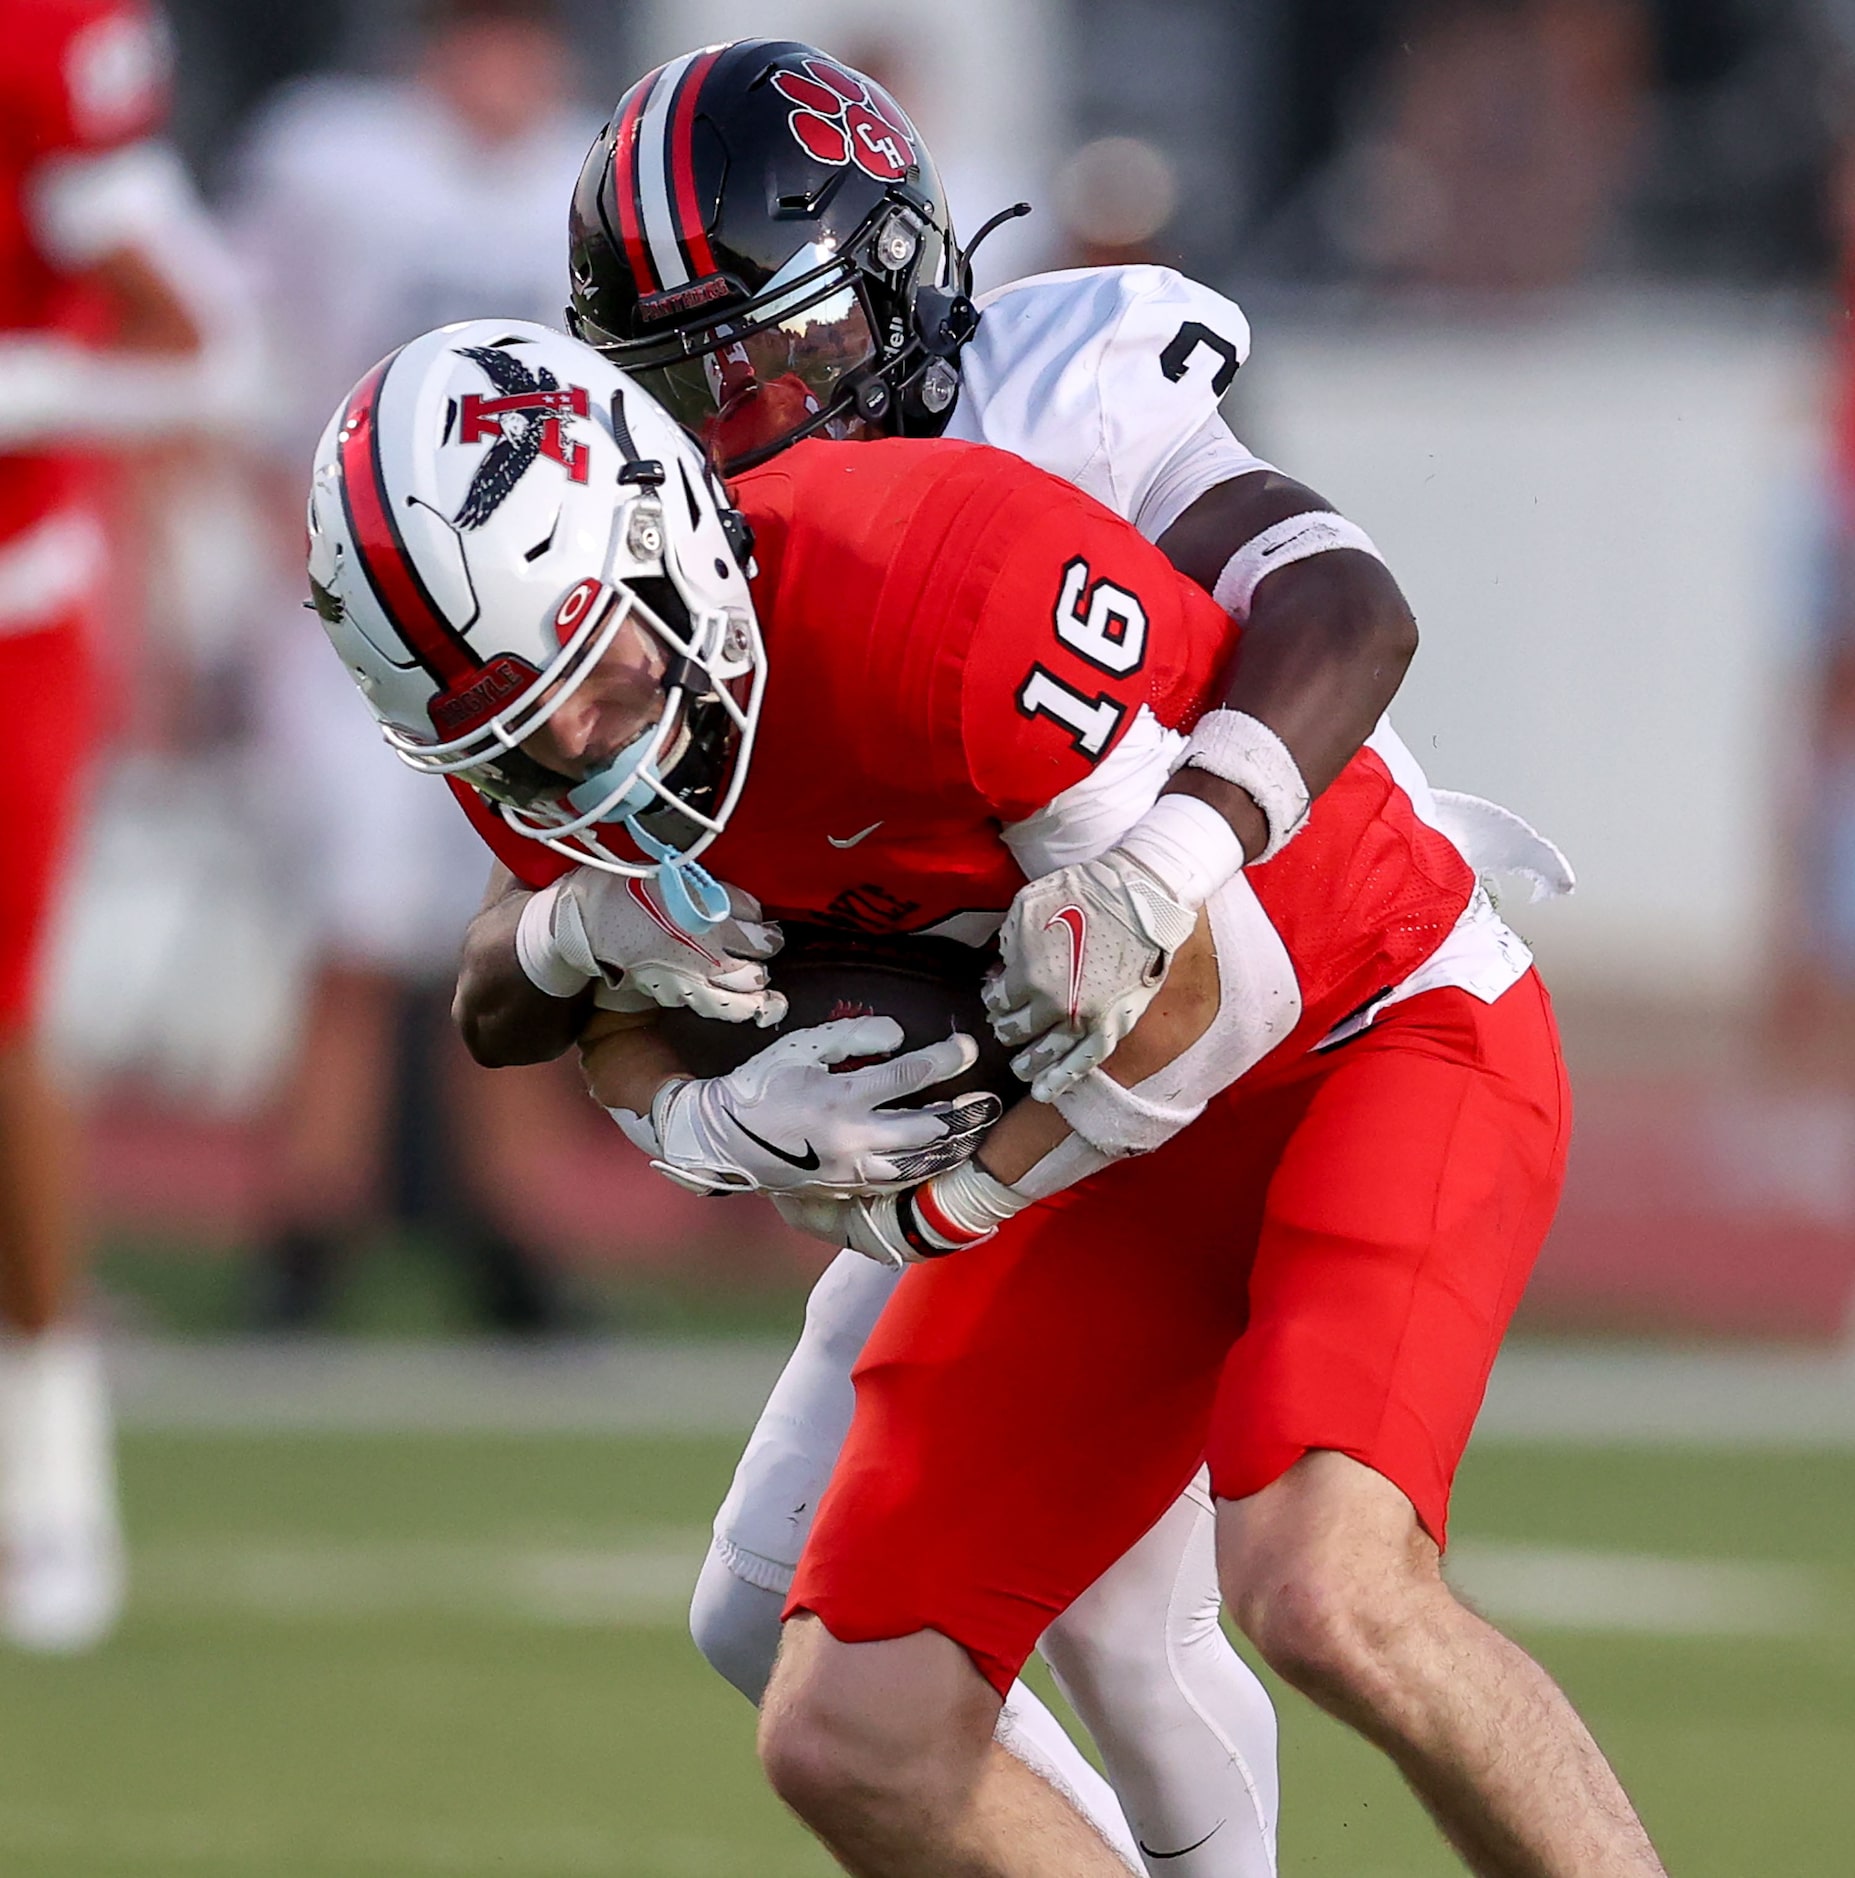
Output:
[{"xmin": 11, "ymin": 0, "xmax": 1855, "ymax": 1871}]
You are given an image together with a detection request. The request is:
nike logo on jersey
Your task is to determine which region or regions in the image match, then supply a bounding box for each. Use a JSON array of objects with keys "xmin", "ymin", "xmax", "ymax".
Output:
[
  {"xmin": 1138, "ymin": 1822, "xmax": 1225, "ymax": 1861},
  {"xmin": 827, "ymin": 821, "xmax": 884, "ymax": 849},
  {"xmin": 1044, "ymin": 904, "xmax": 1087, "ymax": 1027},
  {"xmin": 720, "ymin": 1105, "xmax": 822, "ymax": 1172}
]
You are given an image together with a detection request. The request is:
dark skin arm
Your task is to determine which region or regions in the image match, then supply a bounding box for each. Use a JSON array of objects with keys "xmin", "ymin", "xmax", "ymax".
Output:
[
  {"xmin": 1155, "ymin": 469, "xmax": 1420, "ymax": 858},
  {"xmin": 452, "ymin": 863, "xmax": 594, "ymax": 1067}
]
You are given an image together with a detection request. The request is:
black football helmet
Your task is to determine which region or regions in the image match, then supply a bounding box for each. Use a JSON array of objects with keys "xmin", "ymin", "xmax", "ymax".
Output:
[{"xmin": 567, "ymin": 40, "xmax": 1006, "ymax": 474}]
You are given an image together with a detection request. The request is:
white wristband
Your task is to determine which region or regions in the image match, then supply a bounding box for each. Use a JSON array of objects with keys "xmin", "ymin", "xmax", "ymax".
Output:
[
  {"xmin": 921, "ymin": 1159, "xmax": 1031, "ymax": 1239},
  {"xmin": 605, "ymin": 1103, "xmax": 661, "ymax": 1156},
  {"xmin": 1177, "ymin": 710, "xmax": 1310, "ymax": 864},
  {"xmin": 1211, "ymin": 511, "xmax": 1384, "ymax": 621},
  {"xmin": 515, "ymin": 883, "xmax": 594, "ymax": 998},
  {"xmin": 1116, "ymin": 792, "xmax": 1246, "ymax": 907}
]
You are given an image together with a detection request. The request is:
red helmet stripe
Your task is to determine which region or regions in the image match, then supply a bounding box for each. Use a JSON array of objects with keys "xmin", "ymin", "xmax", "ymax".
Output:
[
  {"xmin": 667, "ymin": 46, "xmax": 721, "ymax": 281},
  {"xmin": 335, "ymin": 359, "xmax": 477, "ymax": 688},
  {"xmin": 610, "ymin": 71, "xmax": 658, "ymax": 296}
]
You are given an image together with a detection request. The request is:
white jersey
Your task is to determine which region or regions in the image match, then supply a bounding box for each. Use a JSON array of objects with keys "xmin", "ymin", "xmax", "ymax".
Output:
[
  {"xmin": 946, "ymin": 265, "xmax": 1268, "ymax": 545},
  {"xmin": 943, "ymin": 264, "xmax": 1561, "ymax": 1022}
]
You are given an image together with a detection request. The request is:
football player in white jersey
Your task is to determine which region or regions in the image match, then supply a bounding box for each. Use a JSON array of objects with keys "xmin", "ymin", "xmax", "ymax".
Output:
[{"xmin": 445, "ymin": 39, "xmax": 1652, "ymax": 1878}]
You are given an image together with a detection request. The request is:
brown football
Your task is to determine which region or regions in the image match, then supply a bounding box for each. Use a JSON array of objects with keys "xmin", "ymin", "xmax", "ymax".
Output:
[{"xmin": 654, "ymin": 923, "xmax": 1019, "ymax": 1107}]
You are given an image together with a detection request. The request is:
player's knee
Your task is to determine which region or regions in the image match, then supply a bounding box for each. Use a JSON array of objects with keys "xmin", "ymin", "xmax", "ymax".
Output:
[
  {"xmin": 758, "ymin": 1621, "xmax": 993, "ymax": 1839},
  {"xmin": 1223, "ymin": 1524, "xmax": 1431, "ymax": 1709},
  {"xmin": 757, "ymin": 1675, "xmax": 928, "ymax": 1838},
  {"xmin": 688, "ymin": 1544, "xmax": 782, "ymax": 1705},
  {"xmin": 1040, "ymin": 1586, "xmax": 1178, "ymax": 1737}
]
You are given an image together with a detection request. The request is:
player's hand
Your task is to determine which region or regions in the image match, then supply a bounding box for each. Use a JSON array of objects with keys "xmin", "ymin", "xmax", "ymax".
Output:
[
  {"xmin": 526, "ymin": 869, "xmax": 787, "ymax": 1027},
  {"xmin": 986, "ymin": 848, "xmax": 1198, "ymax": 1103},
  {"xmin": 646, "ymin": 1017, "xmax": 1002, "ymax": 1196},
  {"xmin": 771, "ymin": 1159, "xmax": 1032, "ymax": 1271}
]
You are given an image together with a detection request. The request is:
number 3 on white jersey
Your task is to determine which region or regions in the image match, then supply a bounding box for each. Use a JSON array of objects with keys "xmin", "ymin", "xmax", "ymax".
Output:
[{"xmin": 1015, "ymin": 557, "xmax": 1147, "ymax": 758}]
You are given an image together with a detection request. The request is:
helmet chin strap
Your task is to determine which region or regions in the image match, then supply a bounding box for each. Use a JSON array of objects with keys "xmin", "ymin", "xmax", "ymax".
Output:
[
  {"xmin": 624, "ymin": 818, "xmax": 731, "ymax": 935},
  {"xmin": 564, "ymin": 736, "xmax": 730, "ymax": 936}
]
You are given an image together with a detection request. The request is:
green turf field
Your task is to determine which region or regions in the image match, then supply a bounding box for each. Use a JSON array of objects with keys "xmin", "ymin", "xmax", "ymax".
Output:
[{"xmin": 1, "ymin": 1425, "xmax": 1851, "ymax": 1876}]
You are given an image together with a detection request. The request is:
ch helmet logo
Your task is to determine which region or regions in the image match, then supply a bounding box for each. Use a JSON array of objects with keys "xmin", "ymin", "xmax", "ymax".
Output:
[
  {"xmin": 770, "ymin": 58, "xmax": 915, "ymax": 182},
  {"xmin": 450, "ymin": 345, "xmax": 592, "ymax": 529}
]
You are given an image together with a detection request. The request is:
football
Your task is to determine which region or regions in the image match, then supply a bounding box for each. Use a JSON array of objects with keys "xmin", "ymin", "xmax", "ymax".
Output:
[{"xmin": 655, "ymin": 924, "xmax": 1020, "ymax": 1107}]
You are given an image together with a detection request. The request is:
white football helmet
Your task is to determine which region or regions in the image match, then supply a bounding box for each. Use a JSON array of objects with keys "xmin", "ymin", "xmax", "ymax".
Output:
[{"xmin": 305, "ymin": 319, "xmax": 764, "ymax": 927}]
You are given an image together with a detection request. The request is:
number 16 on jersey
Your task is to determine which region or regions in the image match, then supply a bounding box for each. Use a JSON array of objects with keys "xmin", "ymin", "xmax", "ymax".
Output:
[{"xmin": 1015, "ymin": 557, "xmax": 1148, "ymax": 759}]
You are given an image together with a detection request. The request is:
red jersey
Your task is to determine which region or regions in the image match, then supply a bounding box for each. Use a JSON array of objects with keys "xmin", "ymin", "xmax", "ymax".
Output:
[
  {"xmin": 460, "ymin": 436, "xmax": 1478, "ymax": 1052},
  {"xmin": 0, "ymin": 0, "xmax": 167, "ymax": 547}
]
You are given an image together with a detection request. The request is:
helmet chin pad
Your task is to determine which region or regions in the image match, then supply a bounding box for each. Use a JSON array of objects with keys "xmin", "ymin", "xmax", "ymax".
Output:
[{"xmin": 564, "ymin": 724, "xmax": 664, "ymax": 823}]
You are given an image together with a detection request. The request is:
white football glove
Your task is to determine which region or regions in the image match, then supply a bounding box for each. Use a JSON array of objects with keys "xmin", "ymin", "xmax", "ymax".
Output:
[
  {"xmin": 988, "ymin": 794, "xmax": 1245, "ymax": 1102},
  {"xmin": 986, "ymin": 850, "xmax": 1197, "ymax": 1102},
  {"xmin": 772, "ymin": 1158, "xmax": 1031, "ymax": 1271},
  {"xmin": 516, "ymin": 870, "xmax": 786, "ymax": 1026},
  {"xmin": 636, "ymin": 1017, "xmax": 1002, "ymax": 1196}
]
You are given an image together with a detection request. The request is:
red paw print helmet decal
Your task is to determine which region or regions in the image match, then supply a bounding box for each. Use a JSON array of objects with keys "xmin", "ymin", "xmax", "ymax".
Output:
[{"xmin": 771, "ymin": 58, "xmax": 916, "ymax": 182}]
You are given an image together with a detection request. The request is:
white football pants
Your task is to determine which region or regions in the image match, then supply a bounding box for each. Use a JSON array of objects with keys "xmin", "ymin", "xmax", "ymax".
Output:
[{"xmin": 690, "ymin": 1251, "xmax": 1280, "ymax": 1877}]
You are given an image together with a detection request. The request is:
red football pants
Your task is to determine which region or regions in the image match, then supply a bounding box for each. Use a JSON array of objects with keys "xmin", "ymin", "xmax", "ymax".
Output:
[
  {"xmin": 788, "ymin": 971, "xmax": 1570, "ymax": 1697},
  {"xmin": 2, "ymin": 622, "xmax": 93, "ymax": 1032}
]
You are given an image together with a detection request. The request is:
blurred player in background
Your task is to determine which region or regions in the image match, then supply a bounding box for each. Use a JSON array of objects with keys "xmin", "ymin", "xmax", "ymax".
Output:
[
  {"xmin": 0, "ymin": 0, "xmax": 253, "ymax": 1647},
  {"xmin": 231, "ymin": 0, "xmax": 596, "ymax": 1331}
]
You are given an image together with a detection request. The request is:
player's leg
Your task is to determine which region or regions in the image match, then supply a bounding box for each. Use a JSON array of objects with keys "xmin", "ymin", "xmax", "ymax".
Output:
[
  {"xmin": 692, "ymin": 1248, "xmax": 1141, "ymax": 1865},
  {"xmin": 1210, "ymin": 973, "xmax": 1666, "ymax": 1876},
  {"xmin": 1225, "ymin": 1453, "xmax": 1661, "ymax": 1878},
  {"xmin": 0, "ymin": 621, "xmax": 120, "ymax": 1651},
  {"xmin": 765, "ymin": 1616, "xmax": 1135, "ymax": 1878},
  {"xmin": 1039, "ymin": 1471, "xmax": 1279, "ymax": 1878},
  {"xmin": 764, "ymin": 1145, "xmax": 1257, "ymax": 1876}
]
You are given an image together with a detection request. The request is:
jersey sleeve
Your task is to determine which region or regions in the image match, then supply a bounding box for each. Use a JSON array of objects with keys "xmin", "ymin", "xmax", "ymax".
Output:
[
  {"xmin": 954, "ymin": 468, "xmax": 1234, "ymax": 824},
  {"xmin": 954, "ymin": 266, "xmax": 1272, "ymax": 540},
  {"xmin": 13, "ymin": 1, "xmax": 172, "ymax": 268},
  {"xmin": 448, "ymin": 778, "xmax": 575, "ymax": 890}
]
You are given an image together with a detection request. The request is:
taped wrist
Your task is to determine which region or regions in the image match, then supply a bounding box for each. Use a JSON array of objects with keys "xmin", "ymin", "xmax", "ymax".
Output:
[
  {"xmin": 605, "ymin": 1102, "xmax": 661, "ymax": 1156},
  {"xmin": 1177, "ymin": 710, "xmax": 1310, "ymax": 864},
  {"xmin": 643, "ymin": 1075, "xmax": 755, "ymax": 1192},
  {"xmin": 898, "ymin": 1160, "xmax": 1031, "ymax": 1257},
  {"xmin": 515, "ymin": 883, "xmax": 595, "ymax": 998},
  {"xmin": 1013, "ymin": 1135, "xmax": 1113, "ymax": 1201},
  {"xmin": 1116, "ymin": 792, "xmax": 1246, "ymax": 907},
  {"xmin": 1211, "ymin": 510, "xmax": 1384, "ymax": 621},
  {"xmin": 1054, "ymin": 1067, "xmax": 1207, "ymax": 1161}
]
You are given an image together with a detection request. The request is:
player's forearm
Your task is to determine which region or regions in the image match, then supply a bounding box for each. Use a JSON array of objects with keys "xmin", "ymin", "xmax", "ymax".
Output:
[
  {"xmin": 453, "ymin": 874, "xmax": 592, "ymax": 1067},
  {"xmin": 1157, "ymin": 472, "xmax": 1418, "ymax": 858},
  {"xmin": 577, "ymin": 1009, "xmax": 690, "ymax": 1115},
  {"xmin": 1176, "ymin": 551, "xmax": 1415, "ymax": 818}
]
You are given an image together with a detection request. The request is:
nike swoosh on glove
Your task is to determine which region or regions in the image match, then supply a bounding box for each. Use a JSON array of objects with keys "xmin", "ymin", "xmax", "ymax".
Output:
[
  {"xmin": 638, "ymin": 1017, "xmax": 1002, "ymax": 1195},
  {"xmin": 985, "ymin": 849, "xmax": 1197, "ymax": 1103},
  {"xmin": 523, "ymin": 869, "xmax": 787, "ymax": 1027},
  {"xmin": 772, "ymin": 1158, "xmax": 1031, "ymax": 1271}
]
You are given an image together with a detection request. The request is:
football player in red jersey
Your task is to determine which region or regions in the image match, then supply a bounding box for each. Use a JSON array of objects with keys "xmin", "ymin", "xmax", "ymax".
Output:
[
  {"xmin": 305, "ymin": 322, "xmax": 1664, "ymax": 1878},
  {"xmin": 0, "ymin": 0, "xmax": 254, "ymax": 1648}
]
